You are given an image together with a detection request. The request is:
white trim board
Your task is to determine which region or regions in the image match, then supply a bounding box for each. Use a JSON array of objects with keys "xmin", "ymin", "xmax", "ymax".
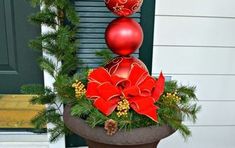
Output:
[
  {"xmin": 155, "ymin": 0, "xmax": 235, "ymax": 18},
  {"xmin": 41, "ymin": 28, "xmax": 66, "ymax": 148}
]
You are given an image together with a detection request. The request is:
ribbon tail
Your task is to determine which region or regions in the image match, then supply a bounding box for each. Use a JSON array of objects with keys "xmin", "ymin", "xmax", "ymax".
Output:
[
  {"xmin": 152, "ymin": 72, "xmax": 165, "ymax": 102},
  {"xmin": 132, "ymin": 105, "xmax": 158, "ymax": 122},
  {"xmin": 129, "ymin": 97, "xmax": 158, "ymax": 122}
]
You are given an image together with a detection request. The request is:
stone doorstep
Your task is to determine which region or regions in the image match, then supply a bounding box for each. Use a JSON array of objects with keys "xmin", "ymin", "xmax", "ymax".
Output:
[
  {"xmin": 0, "ymin": 142, "xmax": 49, "ymax": 148},
  {"xmin": 0, "ymin": 132, "xmax": 48, "ymax": 142},
  {"xmin": 0, "ymin": 95, "xmax": 45, "ymax": 128},
  {"xmin": 0, "ymin": 95, "xmax": 44, "ymax": 110}
]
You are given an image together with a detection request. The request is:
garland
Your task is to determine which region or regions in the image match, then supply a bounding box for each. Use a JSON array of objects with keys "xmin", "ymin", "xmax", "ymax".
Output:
[{"xmin": 22, "ymin": 0, "xmax": 79, "ymax": 142}]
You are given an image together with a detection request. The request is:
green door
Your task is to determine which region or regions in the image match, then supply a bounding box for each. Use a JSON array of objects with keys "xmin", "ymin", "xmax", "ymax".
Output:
[
  {"xmin": 0, "ymin": 0, "xmax": 43, "ymax": 94},
  {"xmin": 66, "ymin": 0, "xmax": 156, "ymax": 147}
]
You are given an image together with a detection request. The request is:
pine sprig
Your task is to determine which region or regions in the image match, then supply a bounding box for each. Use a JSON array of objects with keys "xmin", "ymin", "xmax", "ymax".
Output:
[
  {"xmin": 86, "ymin": 109, "xmax": 107, "ymax": 128},
  {"xmin": 30, "ymin": 89, "xmax": 56, "ymax": 105},
  {"xmin": 38, "ymin": 57, "xmax": 56, "ymax": 77},
  {"xmin": 71, "ymin": 96, "xmax": 93, "ymax": 117},
  {"xmin": 95, "ymin": 49, "xmax": 113, "ymax": 66},
  {"xmin": 31, "ymin": 107, "xmax": 60, "ymax": 129},
  {"xmin": 29, "ymin": 8, "xmax": 58, "ymax": 28},
  {"xmin": 21, "ymin": 84, "xmax": 45, "ymax": 94}
]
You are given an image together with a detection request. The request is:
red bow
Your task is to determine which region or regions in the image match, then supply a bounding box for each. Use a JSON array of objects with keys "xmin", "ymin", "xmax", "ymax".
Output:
[{"xmin": 86, "ymin": 64, "xmax": 165, "ymax": 122}]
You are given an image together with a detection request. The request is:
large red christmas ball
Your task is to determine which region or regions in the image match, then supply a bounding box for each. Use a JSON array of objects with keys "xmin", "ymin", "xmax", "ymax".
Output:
[
  {"xmin": 104, "ymin": 0, "xmax": 143, "ymax": 17},
  {"xmin": 105, "ymin": 17, "xmax": 143, "ymax": 56},
  {"xmin": 105, "ymin": 56, "xmax": 147, "ymax": 79}
]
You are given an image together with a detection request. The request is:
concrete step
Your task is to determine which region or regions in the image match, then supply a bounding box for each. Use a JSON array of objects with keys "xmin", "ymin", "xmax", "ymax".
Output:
[{"xmin": 0, "ymin": 142, "xmax": 49, "ymax": 148}]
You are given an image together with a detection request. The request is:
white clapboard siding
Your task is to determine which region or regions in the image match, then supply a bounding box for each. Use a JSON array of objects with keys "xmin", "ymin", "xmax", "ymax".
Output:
[
  {"xmin": 153, "ymin": 0, "xmax": 235, "ymax": 147},
  {"xmin": 154, "ymin": 16, "xmax": 235, "ymax": 47},
  {"xmin": 183, "ymin": 101, "xmax": 235, "ymax": 126},
  {"xmin": 156, "ymin": 0, "xmax": 235, "ymax": 17},
  {"xmin": 152, "ymin": 46, "xmax": 235, "ymax": 75},
  {"xmin": 152, "ymin": 74, "xmax": 235, "ymax": 101},
  {"xmin": 158, "ymin": 126, "xmax": 235, "ymax": 148}
]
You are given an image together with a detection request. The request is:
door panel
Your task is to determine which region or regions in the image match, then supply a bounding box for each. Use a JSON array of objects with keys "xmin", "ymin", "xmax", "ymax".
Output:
[{"xmin": 0, "ymin": 0, "xmax": 43, "ymax": 94}]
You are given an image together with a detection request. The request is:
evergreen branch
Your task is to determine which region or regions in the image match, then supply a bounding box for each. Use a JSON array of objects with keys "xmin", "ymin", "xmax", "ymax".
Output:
[
  {"xmin": 21, "ymin": 84, "xmax": 45, "ymax": 94},
  {"xmin": 59, "ymin": 55, "xmax": 78, "ymax": 75},
  {"xmin": 71, "ymin": 96, "xmax": 93, "ymax": 117},
  {"xmin": 48, "ymin": 121, "xmax": 71, "ymax": 142},
  {"xmin": 38, "ymin": 57, "xmax": 57, "ymax": 78},
  {"xmin": 164, "ymin": 80, "xmax": 178, "ymax": 93},
  {"xmin": 30, "ymin": 90, "xmax": 56, "ymax": 105},
  {"xmin": 31, "ymin": 107, "xmax": 60, "ymax": 129},
  {"xmin": 28, "ymin": 0, "xmax": 80, "ymax": 142},
  {"xmin": 65, "ymin": 5, "xmax": 79, "ymax": 25},
  {"xmin": 179, "ymin": 103, "xmax": 201, "ymax": 123},
  {"xmin": 86, "ymin": 109, "xmax": 107, "ymax": 128},
  {"xmin": 29, "ymin": 8, "xmax": 58, "ymax": 28},
  {"xmin": 95, "ymin": 49, "xmax": 113, "ymax": 66}
]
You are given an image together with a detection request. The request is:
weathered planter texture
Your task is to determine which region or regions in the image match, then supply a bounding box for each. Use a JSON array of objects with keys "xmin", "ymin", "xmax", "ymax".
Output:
[{"xmin": 64, "ymin": 105, "xmax": 176, "ymax": 148}]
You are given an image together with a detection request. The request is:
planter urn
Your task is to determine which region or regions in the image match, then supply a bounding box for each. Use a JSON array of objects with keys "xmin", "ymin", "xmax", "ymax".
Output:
[{"xmin": 64, "ymin": 105, "xmax": 176, "ymax": 148}]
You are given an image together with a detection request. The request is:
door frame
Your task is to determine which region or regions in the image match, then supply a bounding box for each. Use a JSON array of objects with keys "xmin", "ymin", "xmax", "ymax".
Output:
[{"xmin": 41, "ymin": 15, "xmax": 66, "ymax": 148}]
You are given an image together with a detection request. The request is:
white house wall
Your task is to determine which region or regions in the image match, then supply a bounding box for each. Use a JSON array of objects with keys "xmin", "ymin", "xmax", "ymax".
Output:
[{"xmin": 153, "ymin": 0, "xmax": 235, "ymax": 147}]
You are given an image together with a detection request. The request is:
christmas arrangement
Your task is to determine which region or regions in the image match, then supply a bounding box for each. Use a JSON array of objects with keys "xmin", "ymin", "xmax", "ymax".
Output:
[{"xmin": 23, "ymin": 0, "xmax": 200, "ymax": 146}]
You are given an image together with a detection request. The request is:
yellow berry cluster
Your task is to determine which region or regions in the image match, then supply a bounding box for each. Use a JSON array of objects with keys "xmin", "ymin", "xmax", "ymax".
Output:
[
  {"xmin": 164, "ymin": 92, "xmax": 181, "ymax": 104},
  {"xmin": 117, "ymin": 98, "xmax": 130, "ymax": 117},
  {"xmin": 72, "ymin": 80, "xmax": 86, "ymax": 98}
]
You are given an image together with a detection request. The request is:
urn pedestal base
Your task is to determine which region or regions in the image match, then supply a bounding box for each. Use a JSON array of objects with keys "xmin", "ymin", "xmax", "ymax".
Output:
[{"xmin": 86, "ymin": 140, "xmax": 159, "ymax": 148}]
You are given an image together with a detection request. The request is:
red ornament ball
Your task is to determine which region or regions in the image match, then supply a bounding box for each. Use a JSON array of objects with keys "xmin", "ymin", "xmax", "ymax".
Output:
[
  {"xmin": 105, "ymin": 56, "xmax": 147, "ymax": 79},
  {"xmin": 105, "ymin": 17, "xmax": 143, "ymax": 56},
  {"xmin": 104, "ymin": 0, "xmax": 143, "ymax": 17}
]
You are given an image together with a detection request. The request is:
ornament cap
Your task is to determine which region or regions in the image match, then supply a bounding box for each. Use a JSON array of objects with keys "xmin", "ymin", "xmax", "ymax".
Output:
[{"xmin": 104, "ymin": 0, "xmax": 144, "ymax": 17}]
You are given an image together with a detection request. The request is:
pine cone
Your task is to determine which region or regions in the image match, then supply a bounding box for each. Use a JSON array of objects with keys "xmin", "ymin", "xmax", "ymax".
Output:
[{"xmin": 104, "ymin": 119, "xmax": 118, "ymax": 136}]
